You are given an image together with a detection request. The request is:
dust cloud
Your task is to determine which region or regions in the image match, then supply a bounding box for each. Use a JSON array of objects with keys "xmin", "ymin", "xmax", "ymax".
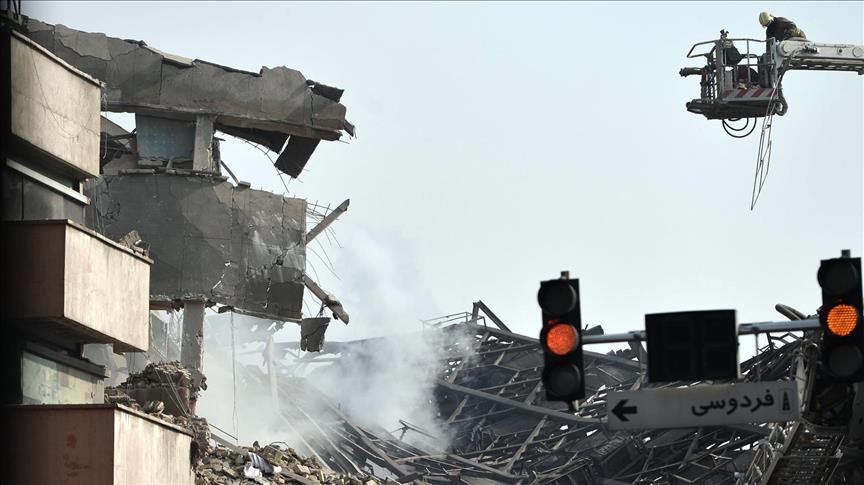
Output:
[{"xmin": 197, "ymin": 313, "xmax": 476, "ymax": 453}]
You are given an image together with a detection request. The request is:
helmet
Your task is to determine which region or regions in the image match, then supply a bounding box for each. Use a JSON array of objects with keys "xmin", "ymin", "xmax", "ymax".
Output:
[{"xmin": 759, "ymin": 11, "xmax": 773, "ymax": 27}]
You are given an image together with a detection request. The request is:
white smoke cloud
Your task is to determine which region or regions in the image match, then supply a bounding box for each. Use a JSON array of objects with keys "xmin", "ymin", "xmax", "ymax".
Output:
[
  {"xmin": 198, "ymin": 315, "xmax": 476, "ymax": 453},
  {"xmin": 196, "ymin": 221, "xmax": 478, "ymax": 453},
  {"xmin": 294, "ymin": 325, "xmax": 476, "ymax": 450}
]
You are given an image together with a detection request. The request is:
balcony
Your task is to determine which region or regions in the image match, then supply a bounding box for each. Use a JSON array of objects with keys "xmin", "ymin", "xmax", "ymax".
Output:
[
  {"xmin": 2, "ymin": 404, "xmax": 194, "ymax": 485},
  {"xmin": 5, "ymin": 29, "xmax": 101, "ymax": 179},
  {"xmin": 3, "ymin": 219, "xmax": 152, "ymax": 352}
]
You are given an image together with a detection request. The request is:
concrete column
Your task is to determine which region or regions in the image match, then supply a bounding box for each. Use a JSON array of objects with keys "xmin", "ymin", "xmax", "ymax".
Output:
[
  {"xmin": 265, "ymin": 335, "xmax": 280, "ymax": 411},
  {"xmin": 192, "ymin": 114, "xmax": 216, "ymax": 172},
  {"xmin": 180, "ymin": 300, "xmax": 205, "ymax": 389}
]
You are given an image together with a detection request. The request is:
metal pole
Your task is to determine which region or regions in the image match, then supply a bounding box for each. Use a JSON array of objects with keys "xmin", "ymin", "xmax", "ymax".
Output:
[
  {"xmin": 754, "ymin": 334, "xmax": 761, "ymax": 381},
  {"xmin": 582, "ymin": 318, "xmax": 820, "ymax": 345}
]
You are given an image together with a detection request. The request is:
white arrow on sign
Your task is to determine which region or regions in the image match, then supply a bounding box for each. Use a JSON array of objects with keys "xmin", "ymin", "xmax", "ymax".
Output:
[{"xmin": 606, "ymin": 381, "xmax": 799, "ymax": 430}]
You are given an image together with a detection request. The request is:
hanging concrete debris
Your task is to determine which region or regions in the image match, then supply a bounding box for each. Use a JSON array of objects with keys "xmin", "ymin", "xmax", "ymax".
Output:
[
  {"xmin": 23, "ymin": 18, "xmax": 355, "ymax": 177},
  {"xmin": 86, "ymin": 174, "xmax": 309, "ymax": 321},
  {"xmin": 300, "ymin": 317, "xmax": 331, "ymax": 352}
]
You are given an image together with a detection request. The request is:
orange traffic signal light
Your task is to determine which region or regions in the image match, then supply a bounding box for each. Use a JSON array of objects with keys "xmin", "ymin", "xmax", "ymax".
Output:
[
  {"xmin": 818, "ymin": 255, "xmax": 864, "ymax": 382},
  {"xmin": 538, "ymin": 276, "xmax": 584, "ymax": 402},
  {"xmin": 826, "ymin": 304, "xmax": 859, "ymax": 337},
  {"xmin": 543, "ymin": 323, "xmax": 580, "ymax": 356}
]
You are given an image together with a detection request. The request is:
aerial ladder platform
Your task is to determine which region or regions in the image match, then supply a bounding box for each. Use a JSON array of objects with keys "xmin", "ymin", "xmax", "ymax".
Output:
[
  {"xmin": 680, "ymin": 31, "xmax": 864, "ymax": 123},
  {"xmin": 680, "ymin": 31, "xmax": 863, "ymax": 208}
]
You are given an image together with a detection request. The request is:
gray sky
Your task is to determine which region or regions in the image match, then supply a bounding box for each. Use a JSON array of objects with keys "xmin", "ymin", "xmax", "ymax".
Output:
[{"xmin": 28, "ymin": 2, "xmax": 863, "ymax": 344}]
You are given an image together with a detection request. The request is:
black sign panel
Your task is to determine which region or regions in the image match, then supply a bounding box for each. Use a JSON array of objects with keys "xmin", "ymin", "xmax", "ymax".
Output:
[{"xmin": 646, "ymin": 310, "xmax": 739, "ymax": 383}]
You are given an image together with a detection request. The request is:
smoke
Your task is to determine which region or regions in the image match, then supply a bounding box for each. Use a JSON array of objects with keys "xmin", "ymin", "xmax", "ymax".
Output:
[
  {"xmin": 297, "ymin": 325, "xmax": 476, "ymax": 449},
  {"xmin": 197, "ymin": 225, "xmax": 477, "ymax": 452},
  {"xmin": 196, "ymin": 314, "xmax": 296, "ymax": 447},
  {"xmin": 196, "ymin": 312, "xmax": 477, "ymax": 453}
]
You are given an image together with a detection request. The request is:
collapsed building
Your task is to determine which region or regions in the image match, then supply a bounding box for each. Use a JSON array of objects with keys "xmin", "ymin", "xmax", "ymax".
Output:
[
  {"xmin": 246, "ymin": 302, "xmax": 862, "ymax": 484},
  {"xmin": 22, "ymin": 15, "xmax": 353, "ymax": 377},
  {"xmin": 3, "ymin": 6, "xmax": 862, "ymax": 485},
  {"xmin": 1, "ymin": 8, "xmax": 357, "ymax": 483}
]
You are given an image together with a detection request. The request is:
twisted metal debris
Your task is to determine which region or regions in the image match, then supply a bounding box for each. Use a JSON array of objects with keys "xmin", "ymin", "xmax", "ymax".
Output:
[{"xmin": 270, "ymin": 302, "xmax": 835, "ymax": 484}]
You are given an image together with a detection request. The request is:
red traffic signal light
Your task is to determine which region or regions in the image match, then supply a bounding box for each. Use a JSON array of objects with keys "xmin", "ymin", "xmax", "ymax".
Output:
[
  {"xmin": 538, "ymin": 276, "xmax": 584, "ymax": 402},
  {"xmin": 542, "ymin": 322, "xmax": 580, "ymax": 356},
  {"xmin": 817, "ymin": 255, "xmax": 864, "ymax": 382},
  {"xmin": 825, "ymin": 304, "xmax": 859, "ymax": 337}
]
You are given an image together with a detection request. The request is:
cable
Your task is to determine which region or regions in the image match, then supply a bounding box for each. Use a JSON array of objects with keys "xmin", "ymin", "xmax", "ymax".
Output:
[
  {"xmin": 308, "ymin": 245, "xmax": 341, "ymax": 281},
  {"xmin": 222, "ymin": 133, "xmax": 293, "ymax": 195},
  {"xmin": 723, "ymin": 118, "xmax": 757, "ymax": 138}
]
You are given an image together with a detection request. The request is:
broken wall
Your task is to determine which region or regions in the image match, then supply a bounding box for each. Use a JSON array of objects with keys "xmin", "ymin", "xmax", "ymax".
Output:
[
  {"xmin": 85, "ymin": 174, "xmax": 307, "ymax": 320},
  {"xmin": 23, "ymin": 18, "xmax": 354, "ymax": 177}
]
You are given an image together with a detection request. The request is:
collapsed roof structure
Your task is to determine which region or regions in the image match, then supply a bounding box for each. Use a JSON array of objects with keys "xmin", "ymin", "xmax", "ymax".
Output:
[{"xmin": 245, "ymin": 302, "xmax": 859, "ymax": 484}]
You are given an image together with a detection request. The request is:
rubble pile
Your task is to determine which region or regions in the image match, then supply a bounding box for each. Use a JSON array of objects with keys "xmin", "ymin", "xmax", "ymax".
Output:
[
  {"xmin": 104, "ymin": 386, "xmax": 213, "ymax": 456},
  {"xmin": 108, "ymin": 365, "xmax": 381, "ymax": 485},
  {"xmin": 197, "ymin": 443, "xmax": 381, "ymax": 485},
  {"xmin": 104, "ymin": 387, "xmax": 139, "ymax": 408},
  {"xmin": 111, "ymin": 360, "xmax": 207, "ymax": 415},
  {"xmin": 116, "ymin": 360, "xmax": 195, "ymax": 390}
]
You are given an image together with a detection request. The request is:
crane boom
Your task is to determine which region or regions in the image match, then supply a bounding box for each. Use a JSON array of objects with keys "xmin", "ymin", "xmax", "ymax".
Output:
[{"xmin": 774, "ymin": 39, "xmax": 864, "ymax": 73}]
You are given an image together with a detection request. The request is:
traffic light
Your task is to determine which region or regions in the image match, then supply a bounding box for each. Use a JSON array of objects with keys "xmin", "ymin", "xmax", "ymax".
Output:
[
  {"xmin": 817, "ymin": 253, "xmax": 864, "ymax": 382},
  {"xmin": 538, "ymin": 274, "xmax": 584, "ymax": 402}
]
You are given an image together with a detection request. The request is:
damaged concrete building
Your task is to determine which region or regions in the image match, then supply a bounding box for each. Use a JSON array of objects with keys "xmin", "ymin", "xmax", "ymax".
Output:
[
  {"xmin": 23, "ymin": 15, "xmax": 352, "ymax": 376},
  {"xmin": 1, "ymin": 8, "xmax": 357, "ymax": 483},
  {"xmin": 5, "ymin": 6, "xmax": 857, "ymax": 485},
  {"xmin": 22, "ymin": 15, "xmax": 354, "ymax": 319}
]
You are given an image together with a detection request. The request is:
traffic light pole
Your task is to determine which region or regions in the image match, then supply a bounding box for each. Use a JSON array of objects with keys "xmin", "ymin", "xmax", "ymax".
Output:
[{"xmin": 582, "ymin": 317, "xmax": 820, "ymax": 345}]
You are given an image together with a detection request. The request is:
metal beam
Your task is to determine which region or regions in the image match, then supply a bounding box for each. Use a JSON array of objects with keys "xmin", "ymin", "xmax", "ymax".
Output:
[
  {"xmin": 437, "ymin": 380, "xmax": 597, "ymax": 425},
  {"xmin": 306, "ymin": 199, "xmax": 349, "ymax": 243},
  {"xmin": 303, "ymin": 275, "xmax": 350, "ymax": 324},
  {"xmin": 583, "ymin": 318, "xmax": 820, "ymax": 345},
  {"xmin": 396, "ymin": 454, "xmax": 521, "ymax": 481},
  {"xmin": 325, "ymin": 399, "xmax": 412, "ymax": 479},
  {"xmin": 473, "ymin": 300, "xmax": 512, "ymax": 332},
  {"xmin": 504, "ymin": 416, "xmax": 546, "ymax": 473},
  {"xmin": 467, "ymin": 323, "xmax": 642, "ymax": 370}
]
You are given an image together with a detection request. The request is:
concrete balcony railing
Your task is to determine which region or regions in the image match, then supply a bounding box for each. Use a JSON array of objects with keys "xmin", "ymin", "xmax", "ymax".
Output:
[
  {"xmin": 3, "ymin": 219, "xmax": 152, "ymax": 352},
  {"xmin": 2, "ymin": 404, "xmax": 194, "ymax": 485},
  {"xmin": 6, "ymin": 29, "xmax": 101, "ymax": 179}
]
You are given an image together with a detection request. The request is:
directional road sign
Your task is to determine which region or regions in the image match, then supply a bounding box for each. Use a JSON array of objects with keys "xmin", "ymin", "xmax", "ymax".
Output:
[{"xmin": 606, "ymin": 381, "xmax": 799, "ymax": 430}]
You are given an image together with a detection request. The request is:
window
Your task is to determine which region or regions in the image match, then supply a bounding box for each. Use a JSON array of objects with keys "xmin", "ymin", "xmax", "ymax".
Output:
[{"xmin": 20, "ymin": 351, "xmax": 103, "ymax": 405}]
